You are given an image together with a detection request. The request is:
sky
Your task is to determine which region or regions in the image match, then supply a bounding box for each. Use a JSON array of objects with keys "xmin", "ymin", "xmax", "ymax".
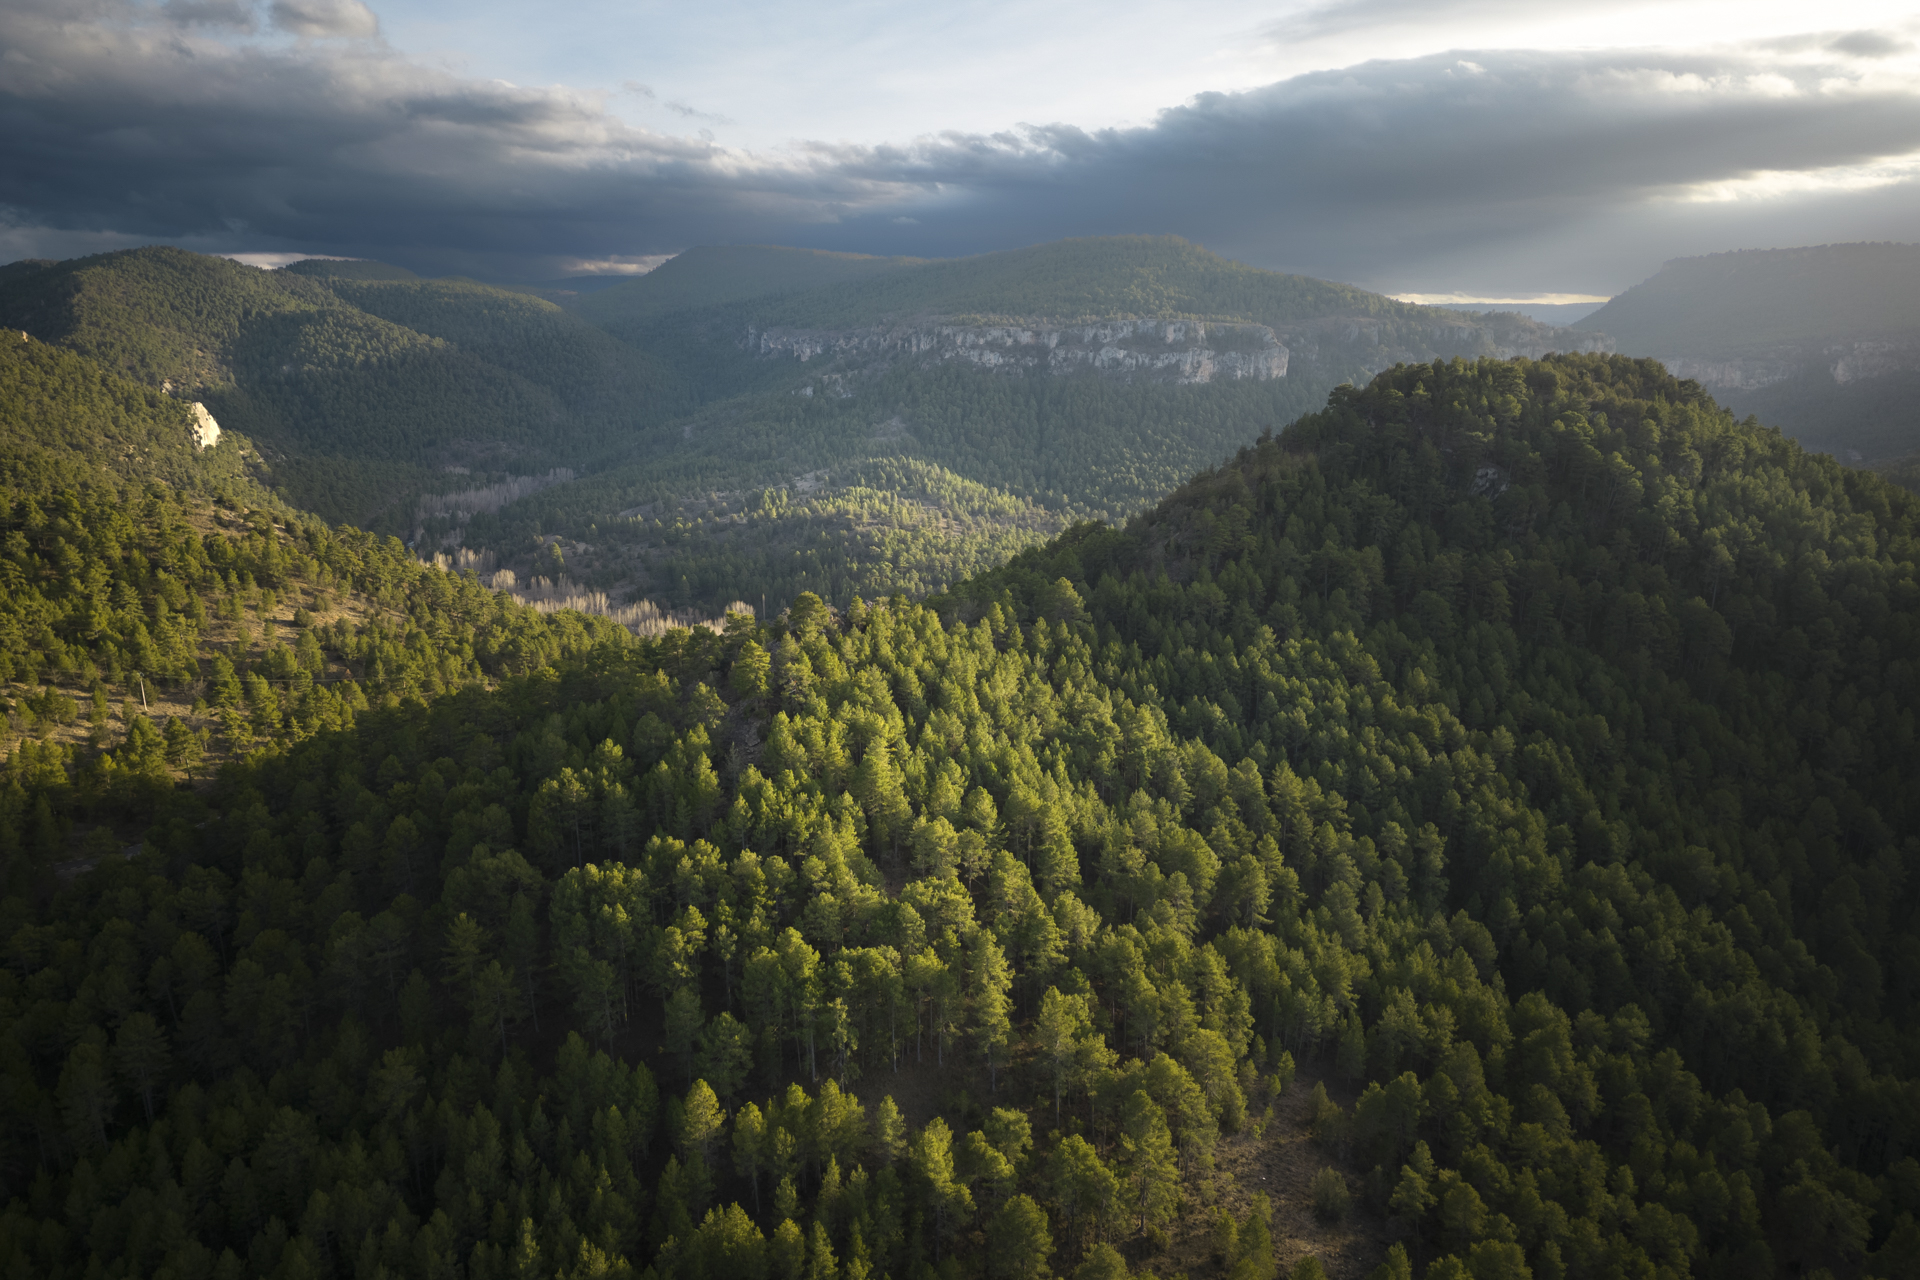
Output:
[{"xmin": 2, "ymin": 0, "xmax": 1918, "ymax": 301}]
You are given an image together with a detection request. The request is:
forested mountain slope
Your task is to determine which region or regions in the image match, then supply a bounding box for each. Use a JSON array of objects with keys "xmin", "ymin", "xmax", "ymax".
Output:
[
  {"xmin": 2, "ymin": 353, "xmax": 1915, "ymax": 1280},
  {"xmin": 480, "ymin": 367, "xmax": 1335, "ymax": 616},
  {"xmin": 1877, "ymin": 452, "xmax": 1920, "ymax": 496},
  {"xmin": 0, "ymin": 332, "xmax": 262, "ymax": 504},
  {"xmin": 0, "ymin": 335, "xmax": 633, "ymax": 834},
  {"xmin": 1575, "ymin": 244, "xmax": 1920, "ymax": 462},
  {"xmin": 952, "ymin": 351, "xmax": 1920, "ymax": 1268},
  {"xmin": 0, "ymin": 242, "xmax": 1615, "ymax": 624},
  {"xmin": 0, "ymin": 250, "xmax": 685, "ymax": 527}
]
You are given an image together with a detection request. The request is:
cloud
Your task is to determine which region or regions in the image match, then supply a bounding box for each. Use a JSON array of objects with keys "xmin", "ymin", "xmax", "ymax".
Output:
[
  {"xmin": 618, "ymin": 81, "xmax": 735, "ymax": 126},
  {"xmin": 1828, "ymin": 30, "xmax": 1911, "ymax": 59},
  {"xmin": 223, "ymin": 252, "xmax": 356, "ymax": 267},
  {"xmin": 163, "ymin": 0, "xmax": 257, "ymax": 29},
  {"xmin": 2, "ymin": 2, "xmax": 1918, "ymax": 291},
  {"xmin": 1270, "ymin": 0, "xmax": 1621, "ymax": 42},
  {"xmin": 555, "ymin": 254, "xmax": 676, "ymax": 276},
  {"xmin": 0, "ymin": 0, "xmax": 912, "ymax": 276},
  {"xmin": 269, "ymin": 0, "xmax": 378, "ymax": 39},
  {"xmin": 798, "ymin": 47, "xmax": 1920, "ymax": 290}
]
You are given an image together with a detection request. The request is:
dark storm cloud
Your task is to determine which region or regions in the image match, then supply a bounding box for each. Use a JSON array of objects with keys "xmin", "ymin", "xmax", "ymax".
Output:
[
  {"xmin": 0, "ymin": 0, "xmax": 915, "ymax": 275},
  {"xmin": 796, "ymin": 51, "xmax": 1920, "ymax": 290},
  {"xmin": 3, "ymin": 0, "xmax": 1918, "ymax": 287}
]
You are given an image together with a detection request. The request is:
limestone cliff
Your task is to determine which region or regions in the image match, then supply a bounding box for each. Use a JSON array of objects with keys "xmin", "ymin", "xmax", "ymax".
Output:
[
  {"xmin": 745, "ymin": 310, "xmax": 1605, "ymax": 386},
  {"xmin": 1656, "ymin": 338, "xmax": 1920, "ymax": 394},
  {"xmin": 749, "ymin": 318, "xmax": 1288, "ymax": 384}
]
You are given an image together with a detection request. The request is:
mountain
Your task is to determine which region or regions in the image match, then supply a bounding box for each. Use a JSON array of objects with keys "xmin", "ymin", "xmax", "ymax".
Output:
[
  {"xmin": 0, "ymin": 248, "xmax": 686, "ymax": 527},
  {"xmin": 0, "ymin": 329, "xmax": 634, "ymax": 826},
  {"xmin": 2, "ymin": 352, "xmax": 1916, "ymax": 1280},
  {"xmin": 0, "ymin": 239, "xmax": 1612, "ymax": 625},
  {"xmin": 509, "ymin": 237, "xmax": 1611, "ymax": 615},
  {"xmin": 1575, "ymin": 242, "xmax": 1920, "ymax": 461},
  {"xmin": 590, "ymin": 235, "xmax": 1609, "ymax": 387},
  {"xmin": 0, "ymin": 331, "xmax": 264, "ymax": 505},
  {"xmin": 577, "ymin": 244, "xmax": 927, "ymax": 331},
  {"xmin": 281, "ymin": 259, "xmax": 422, "ymax": 282},
  {"xmin": 1878, "ymin": 452, "xmax": 1920, "ymax": 494}
]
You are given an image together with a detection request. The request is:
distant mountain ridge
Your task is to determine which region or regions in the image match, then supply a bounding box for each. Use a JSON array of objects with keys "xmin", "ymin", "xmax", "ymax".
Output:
[
  {"xmin": 0, "ymin": 248, "xmax": 685, "ymax": 525},
  {"xmin": 0, "ymin": 236, "xmax": 1613, "ymax": 617},
  {"xmin": 1576, "ymin": 243, "xmax": 1920, "ymax": 460},
  {"xmin": 586, "ymin": 235, "xmax": 1609, "ymax": 388},
  {"xmin": 577, "ymin": 244, "xmax": 922, "ymax": 330}
]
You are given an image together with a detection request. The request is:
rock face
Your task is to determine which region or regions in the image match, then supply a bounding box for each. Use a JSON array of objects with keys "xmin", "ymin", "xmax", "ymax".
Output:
[
  {"xmin": 189, "ymin": 402, "xmax": 221, "ymax": 450},
  {"xmin": 749, "ymin": 318, "xmax": 1289, "ymax": 384},
  {"xmin": 1658, "ymin": 339, "xmax": 1920, "ymax": 393},
  {"xmin": 747, "ymin": 312, "xmax": 1607, "ymax": 386}
]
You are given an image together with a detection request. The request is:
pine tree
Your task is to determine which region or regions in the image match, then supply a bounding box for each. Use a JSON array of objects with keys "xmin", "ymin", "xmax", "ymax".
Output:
[
  {"xmin": 871, "ymin": 1096, "xmax": 907, "ymax": 1166},
  {"xmin": 985, "ymin": 1194, "xmax": 1052, "ymax": 1280},
  {"xmin": 972, "ymin": 933, "xmax": 1013, "ymax": 1092},
  {"xmin": 911, "ymin": 1117, "xmax": 973, "ymax": 1258},
  {"xmin": 1119, "ymin": 1091, "xmax": 1179, "ymax": 1233},
  {"xmin": 732, "ymin": 640, "xmax": 772, "ymax": 699},
  {"xmin": 1047, "ymin": 1135, "xmax": 1117, "ymax": 1260},
  {"xmin": 805, "ymin": 1221, "xmax": 837, "ymax": 1280},
  {"xmin": 678, "ymin": 1080, "xmax": 726, "ymax": 1165},
  {"xmin": 57, "ymin": 1041, "xmax": 114, "ymax": 1150},
  {"xmin": 771, "ymin": 1219, "xmax": 805, "ymax": 1280},
  {"xmin": 733, "ymin": 1102, "xmax": 768, "ymax": 1215},
  {"xmin": 1035, "ymin": 987, "xmax": 1091, "ymax": 1124},
  {"xmin": 112, "ymin": 1013, "xmax": 171, "ymax": 1122}
]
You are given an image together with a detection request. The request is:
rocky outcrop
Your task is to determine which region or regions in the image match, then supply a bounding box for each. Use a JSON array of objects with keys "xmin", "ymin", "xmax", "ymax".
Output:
[
  {"xmin": 189, "ymin": 402, "xmax": 221, "ymax": 450},
  {"xmin": 749, "ymin": 318, "xmax": 1288, "ymax": 384}
]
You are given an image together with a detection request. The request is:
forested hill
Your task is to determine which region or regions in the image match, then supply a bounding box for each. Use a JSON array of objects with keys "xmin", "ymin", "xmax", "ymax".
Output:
[
  {"xmin": 0, "ymin": 333, "xmax": 264, "ymax": 504},
  {"xmin": 952, "ymin": 352, "xmax": 1920, "ymax": 1266},
  {"xmin": 0, "ymin": 332, "xmax": 633, "ymax": 822},
  {"xmin": 0, "ymin": 249, "xmax": 686, "ymax": 526},
  {"xmin": 3, "ymin": 352, "xmax": 1917, "ymax": 1280}
]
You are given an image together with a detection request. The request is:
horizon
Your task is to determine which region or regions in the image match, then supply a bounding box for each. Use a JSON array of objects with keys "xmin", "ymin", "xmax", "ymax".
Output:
[{"xmin": 16, "ymin": 233, "xmax": 1919, "ymax": 330}]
